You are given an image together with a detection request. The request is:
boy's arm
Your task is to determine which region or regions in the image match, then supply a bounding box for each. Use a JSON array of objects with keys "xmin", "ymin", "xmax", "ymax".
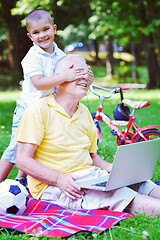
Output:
[
  {"xmin": 90, "ymin": 153, "xmax": 113, "ymax": 173},
  {"xmin": 31, "ymin": 67, "xmax": 86, "ymax": 90}
]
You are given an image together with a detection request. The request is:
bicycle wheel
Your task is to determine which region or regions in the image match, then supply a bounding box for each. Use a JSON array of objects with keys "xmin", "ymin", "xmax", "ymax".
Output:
[{"xmin": 135, "ymin": 129, "xmax": 160, "ymax": 142}]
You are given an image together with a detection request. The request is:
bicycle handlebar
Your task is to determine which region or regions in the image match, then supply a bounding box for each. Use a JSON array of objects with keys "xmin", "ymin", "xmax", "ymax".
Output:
[{"xmin": 90, "ymin": 84, "xmax": 129, "ymax": 100}]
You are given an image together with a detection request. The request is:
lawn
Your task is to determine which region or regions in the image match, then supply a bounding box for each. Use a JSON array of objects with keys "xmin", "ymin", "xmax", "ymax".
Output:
[{"xmin": 0, "ymin": 87, "xmax": 160, "ymax": 239}]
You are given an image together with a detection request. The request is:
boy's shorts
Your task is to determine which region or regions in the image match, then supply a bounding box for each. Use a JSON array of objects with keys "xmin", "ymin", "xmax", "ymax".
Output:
[
  {"xmin": 1, "ymin": 101, "xmax": 26, "ymax": 163},
  {"xmin": 40, "ymin": 167, "xmax": 156, "ymax": 212}
]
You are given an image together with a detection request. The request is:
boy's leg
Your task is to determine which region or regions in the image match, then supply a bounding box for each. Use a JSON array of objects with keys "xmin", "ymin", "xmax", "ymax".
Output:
[
  {"xmin": 0, "ymin": 159, "xmax": 28, "ymax": 188},
  {"xmin": 15, "ymin": 170, "xmax": 28, "ymax": 188},
  {"xmin": 16, "ymin": 169, "xmax": 27, "ymax": 178},
  {"xmin": 127, "ymin": 193, "xmax": 160, "ymax": 216},
  {"xmin": 0, "ymin": 159, "xmax": 14, "ymax": 181}
]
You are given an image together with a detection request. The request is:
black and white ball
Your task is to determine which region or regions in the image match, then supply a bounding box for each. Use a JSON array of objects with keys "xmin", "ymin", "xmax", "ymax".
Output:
[{"xmin": 0, "ymin": 179, "xmax": 29, "ymax": 215}]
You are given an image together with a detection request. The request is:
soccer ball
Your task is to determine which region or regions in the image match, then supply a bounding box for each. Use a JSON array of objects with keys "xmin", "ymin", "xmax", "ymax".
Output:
[{"xmin": 0, "ymin": 179, "xmax": 29, "ymax": 215}]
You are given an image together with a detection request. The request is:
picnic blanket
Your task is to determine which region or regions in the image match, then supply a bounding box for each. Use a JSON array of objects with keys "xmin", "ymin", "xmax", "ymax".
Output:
[{"xmin": 0, "ymin": 197, "xmax": 132, "ymax": 238}]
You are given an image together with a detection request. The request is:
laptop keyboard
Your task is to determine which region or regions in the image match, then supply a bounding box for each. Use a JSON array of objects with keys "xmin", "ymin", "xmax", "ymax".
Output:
[{"xmin": 92, "ymin": 181, "xmax": 107, "ymax": 187}]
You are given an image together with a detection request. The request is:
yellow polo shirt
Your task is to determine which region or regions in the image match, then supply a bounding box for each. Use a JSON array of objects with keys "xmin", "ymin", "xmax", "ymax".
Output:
[{"xmin": 15, "ymin": 94, "xmax": 97, "ymax": 199}]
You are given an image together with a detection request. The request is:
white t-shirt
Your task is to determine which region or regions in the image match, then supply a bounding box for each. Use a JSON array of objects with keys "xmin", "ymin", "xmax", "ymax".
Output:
[{"xmin": 20, "ymin": 42, "xmax": 65, "ymax": 105}]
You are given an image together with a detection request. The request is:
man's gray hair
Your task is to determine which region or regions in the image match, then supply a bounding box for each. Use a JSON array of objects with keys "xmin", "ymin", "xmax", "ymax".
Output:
[{"xmin": 55, "ymin": 54, "xmax": 86, "ymax": 74}]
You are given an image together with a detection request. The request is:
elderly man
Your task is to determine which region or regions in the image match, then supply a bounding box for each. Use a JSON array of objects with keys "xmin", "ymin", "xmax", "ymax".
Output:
[{"xmin": 16, "ymin": 54, "xmax": 160, "ymax": 216}]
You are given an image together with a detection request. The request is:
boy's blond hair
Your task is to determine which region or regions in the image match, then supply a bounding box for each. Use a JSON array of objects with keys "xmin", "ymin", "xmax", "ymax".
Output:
[{"xmin": 26, "ymin": 9, "xmax": 54, "ymax": 32}]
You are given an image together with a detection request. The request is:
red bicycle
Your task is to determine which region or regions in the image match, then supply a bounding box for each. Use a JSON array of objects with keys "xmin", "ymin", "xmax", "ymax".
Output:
[{"xmin": 90, "ymin": 84, "xmax": 160, "ymax": 145}]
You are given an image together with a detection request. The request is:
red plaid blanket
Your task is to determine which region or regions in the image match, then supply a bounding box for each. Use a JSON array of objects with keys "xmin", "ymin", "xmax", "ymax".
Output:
[{"xmin": 0, "ymin": 198, "xmax": 132, "ymax": 238}]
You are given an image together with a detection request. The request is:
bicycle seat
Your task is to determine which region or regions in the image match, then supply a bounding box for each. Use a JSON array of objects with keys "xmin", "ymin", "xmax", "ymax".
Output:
[{"xmin": 122, "ymin": 99, "xmax": 150, "ymax": 109}]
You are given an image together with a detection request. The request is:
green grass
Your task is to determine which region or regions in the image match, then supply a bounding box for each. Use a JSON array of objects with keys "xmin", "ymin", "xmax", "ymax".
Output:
[
  {"xmin": 0, "ymin": 90, "xmax": 19, "ymax": 179},
  {"xmin": 1, "ymin": 89, "xmax": 160, "ymax": 239}
]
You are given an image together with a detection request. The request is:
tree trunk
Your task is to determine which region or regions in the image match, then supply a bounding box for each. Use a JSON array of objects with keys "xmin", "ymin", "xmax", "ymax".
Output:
[
  {"xmin": 143, "ymin": 34, "xmax": 160, "ymax": 89},
  {"xmin": 136, "ymin": 0, "xmax": 160, "ymax": 89},
  {"xmin": 1, "ymin": 0, "xmax": 22, "ymax": 71},
  {"xmin": 93, "ymin": 40, "xmax": 99, "ymax": 62},
  {"xmin": 105, "ymin": 36, "xmax": 114, "ymax": 79},
  {"xmin": 131, "ymin": 40, "xmax": 136, "ymax": 83}
]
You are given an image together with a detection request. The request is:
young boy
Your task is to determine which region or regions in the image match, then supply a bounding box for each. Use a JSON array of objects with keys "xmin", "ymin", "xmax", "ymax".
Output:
[{"xmin": 0, "ymin": 9, "xmax": 93, "ymax": 187}]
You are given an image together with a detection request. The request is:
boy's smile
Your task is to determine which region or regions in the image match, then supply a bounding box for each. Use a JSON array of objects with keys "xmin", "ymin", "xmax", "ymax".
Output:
[{"xmin": 27, "ymin": 18, "xmax": 57, "ymax": 54}]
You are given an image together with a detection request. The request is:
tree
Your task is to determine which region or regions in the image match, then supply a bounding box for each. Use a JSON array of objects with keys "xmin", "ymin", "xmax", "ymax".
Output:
[
  {"xmin": 11, "ymin": 0, "xmax": 93, "ymax": 51},
  {"xmin": 88, "ymin": 0, "xmax": 160, "ymax": 88},
  {"xmin": 105, "ymin": 36, "xmax": 114, "ymax": 79},
  {"xmin": 1, "ymin": 0, "xmax": 160, "ymax": 88},
  {"xmin": 0, "ymin": 0, "xmax": 31, "ymax": 72},
  {"xmin": 133, "ymin": 0, "xmax": 160, "ymax": 88}
]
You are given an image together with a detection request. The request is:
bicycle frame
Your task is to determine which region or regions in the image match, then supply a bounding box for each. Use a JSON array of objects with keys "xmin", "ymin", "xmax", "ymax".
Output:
[{"xmin": 92, "ymin": 87, "xmax": 160, "ymax": 145}]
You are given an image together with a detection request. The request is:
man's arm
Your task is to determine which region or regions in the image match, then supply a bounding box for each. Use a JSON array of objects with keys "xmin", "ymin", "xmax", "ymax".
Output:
[
  {"xmin": 16, "ymin": 142, "xmax": 84, "ymax": 199},
  {"xmin": 90, "ymin": 153, "xmax": 113, "ymax": 173}
]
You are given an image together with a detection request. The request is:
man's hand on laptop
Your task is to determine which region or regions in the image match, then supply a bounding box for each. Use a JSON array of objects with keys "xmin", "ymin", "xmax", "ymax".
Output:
[
  {"xmin": 90, "ymin": 153, "xmax": 113, "ymax": 173},
  {"xmin": 106, "ymin": 162, "xmax": 113, "ymax": 173},
  {"xmin": 56, "ymin": 173, "xmax": 84, "ymax": 200}
]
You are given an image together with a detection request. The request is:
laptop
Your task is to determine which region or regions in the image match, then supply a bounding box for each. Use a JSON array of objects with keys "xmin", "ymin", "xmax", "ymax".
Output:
[{"xmin": 76, "ymin": 139, "xmax": 160, "ymax": 191}]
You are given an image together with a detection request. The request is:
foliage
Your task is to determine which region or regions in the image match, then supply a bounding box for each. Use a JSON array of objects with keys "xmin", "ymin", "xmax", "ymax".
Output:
[
  {"xmin": 88, "ymin": 0, "xmax": 160, "ymax": 88},
  {"xmin": 12, "ymin": 0, "xmax": 91, "ymax": 29},
  {"xmin": 0, "ymin": 72, "xmax": 22, "ymax": 90},
  {"xmin": 88, "ymin": 0, "xmax": 160, "ymax": 45},
  {"xmin": 89, "ymin": 1, "xmax": 137, "ymax": 45},
  {"xmin": 10, "ymin": 0, "xmax": 160, "ymax": 49},
  {"xmin": 11, "ymin": 0, "xmax": 93, "ymax": 49},
  {"xmin": 0, "ymin": 0, "xmax": 160, "ymax": 87},
  {"xmin": 11, "ymin": 0, "xmax": 53, "ymax": 17},
  {"xmin": 57, "ymin": 24, "xmax": 90, "ymax": 47}
]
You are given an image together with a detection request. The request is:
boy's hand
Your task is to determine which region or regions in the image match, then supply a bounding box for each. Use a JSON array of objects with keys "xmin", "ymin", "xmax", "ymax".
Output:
[
  {"xmin": 56, "ymin": 173, "xmax": 84, "ymax": 200},
  {"xmin": 88, "ymin": 66, "xmax": 93, "ymax": 86},
  {"xmin": 60, "ymin": 64, "xmax": 93, "ymax": 84},
  {"xmin": 61, "ymin": 66, "xmax": 85, "ymax": 83}
]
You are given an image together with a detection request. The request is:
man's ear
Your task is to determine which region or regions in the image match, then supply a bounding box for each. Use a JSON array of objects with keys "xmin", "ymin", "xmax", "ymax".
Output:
[
  {"xmin": 27, "ymin": 32, "xmax": 33, "ymax": 41},
  {"xmin": 53, "ymin": 24, "xmax": 57, "ymax": 34}
]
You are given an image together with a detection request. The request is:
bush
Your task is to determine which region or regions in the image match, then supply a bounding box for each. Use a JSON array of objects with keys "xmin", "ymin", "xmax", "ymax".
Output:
[
  {"xmin": 0, "ymin": 71, "xmax": 22, "ymax": 90},
  {"xmin": 115, "ymin": 61, "xmax": 139, "ymax": 83}
]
